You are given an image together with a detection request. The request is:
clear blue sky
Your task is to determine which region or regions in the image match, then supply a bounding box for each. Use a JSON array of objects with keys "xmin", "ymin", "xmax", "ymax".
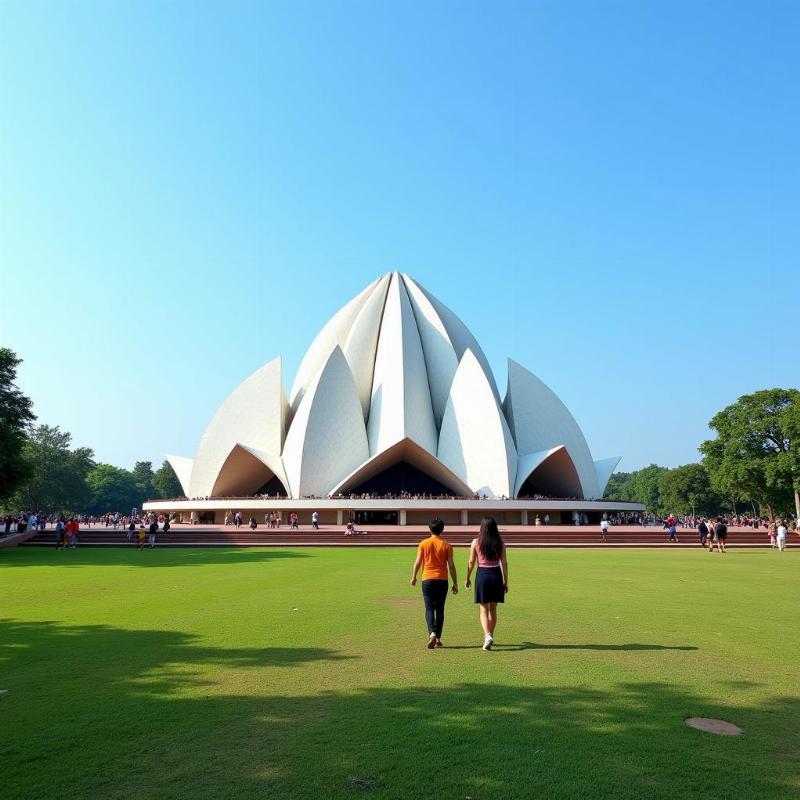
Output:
[{"xmin": 1, "ymin": 1, "xmax": 797, "ymax": 474}]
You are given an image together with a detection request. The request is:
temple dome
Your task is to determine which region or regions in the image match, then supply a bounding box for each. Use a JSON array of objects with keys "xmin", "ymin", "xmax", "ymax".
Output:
[{"xmin": 168, "ymin": 272, "xmax": 618, "ymax": 500}]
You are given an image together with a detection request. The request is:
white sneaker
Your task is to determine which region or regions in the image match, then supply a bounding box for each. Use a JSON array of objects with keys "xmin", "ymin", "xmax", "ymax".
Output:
[{"xmin": 482, "ymin": 635, "xmax": 493, "ymax": 651}]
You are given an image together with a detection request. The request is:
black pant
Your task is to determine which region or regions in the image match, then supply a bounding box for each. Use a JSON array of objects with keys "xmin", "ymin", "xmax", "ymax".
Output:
[{"xmin": 421, "ymin": 579, "xmax": 448, "ymax": 637}]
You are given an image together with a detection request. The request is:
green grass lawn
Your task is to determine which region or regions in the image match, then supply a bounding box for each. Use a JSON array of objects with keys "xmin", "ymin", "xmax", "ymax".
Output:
[{"xmin": 1, "ymin": 546, "xmax": 798, "ymax": 800}]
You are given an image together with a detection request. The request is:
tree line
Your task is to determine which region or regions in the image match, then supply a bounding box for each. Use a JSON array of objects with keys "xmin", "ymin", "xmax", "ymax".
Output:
[
  {"xmin": 604, "ymin": 388, "xmax": 800, "ymax": 520},
  {"xmin": 2, "ymin": 347, "xmax": 798, "ymax": 519},
  {"xmin": 0, "ymin": 348, "xmax": 182, "ymax": 516}
]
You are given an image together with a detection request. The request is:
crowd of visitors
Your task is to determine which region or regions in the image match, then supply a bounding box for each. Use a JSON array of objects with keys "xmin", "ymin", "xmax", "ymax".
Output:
[
  {"xmin": 591, "ymin": 512, "xmax": 797, "ymax": 549},
  {"xmin": 123, "ymin": 513, "xmax": 171, "ymax": 549},
  {"xmin": 154, "ymin": 491, "xmax": 627, "ymax": 503},
  {"xmin": 3, "ymin": 507, "xmax": 797, "ymax": 554}
]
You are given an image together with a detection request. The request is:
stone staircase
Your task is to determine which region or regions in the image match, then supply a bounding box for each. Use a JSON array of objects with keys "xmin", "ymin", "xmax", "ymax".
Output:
[{"xmin": 22, "ymin": 524, "xmax": 776, "ymax": 548}]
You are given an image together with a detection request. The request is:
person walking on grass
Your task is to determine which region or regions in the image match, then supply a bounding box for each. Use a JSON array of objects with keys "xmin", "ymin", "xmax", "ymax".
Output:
[
  {"xmin": 767, "ymin": 521, "xmax": 777, "ymax": 548},
  {"xmin": 712, "ymin": 517, "xmax": 727, "ymax": 553},
  {"xmin": 465, "ymin": 516, "xmax": 508, "ymax": 651},
  {"xmin": 55, "ymin": 518, "xmax": 65, "ymax": 550},
  {"xmin": 667, "ymin": 519, "xmax": 679, "ymax": 543},
  {"xmin": 148, "ymin": 519, "xmax": 158, "ymax": 549},
  {"xmin": 410, "ymin": 518, "xmax": 458, "ymax": 649},
  {"xmin": 697, "ymin": 517, "xmax": 709, "ymax": 548},
  {"xmin": 776, "ymin": 519, "xmax": 788, "ymax": 552}
]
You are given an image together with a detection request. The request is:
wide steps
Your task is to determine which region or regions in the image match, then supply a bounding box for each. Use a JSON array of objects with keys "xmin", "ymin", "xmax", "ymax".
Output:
[{"xmin": 23, "ymin": 525, "xmax": 775, "ymax": 548}]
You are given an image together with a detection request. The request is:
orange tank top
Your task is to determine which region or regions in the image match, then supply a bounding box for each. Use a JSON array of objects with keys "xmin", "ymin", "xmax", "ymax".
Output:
[{"xmin": 418, "ymin": 536, "xmax": 452, "ymax": 580}]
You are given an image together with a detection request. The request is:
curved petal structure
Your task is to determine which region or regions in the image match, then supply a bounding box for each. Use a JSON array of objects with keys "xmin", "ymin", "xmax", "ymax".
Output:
[
  {"xmin": 405, "ymin": 274, "xmax": 500, "ymax": 403},
  {"xmin": 438, "ymin": 350, "xmax": 517, "ymax": 498},
  {"xmin": 169, "ymin": 273, "xmax": 620, "ymax": 502},
  {"xmin": 282, "ymin": 346, "xmax": 369, "ymax": 498},
  {"xmin": 513, "ymin": 447, "xmax": 562, "ymax": 498},
  {"xmin": 329, "ymin": 437, "xmax": 474, "ymax": 497},
  {"xmin": 514, "ymin": 446, "xmax": 583, "ymax": 499},
  {"xmin": 342, "ymin": 273, "xmax": 391, "ymax": 419},
  {"xmin": 367, "ymin": 273, "xmax": 438, "ymax": 457},
  {"xmin": 165, "ymin": 454, "xmax": 193, "ymax": 497},
  {"xmin": 504, "ymin": 359, "xmax": 600, "ymax": 499},
  {"xmin": 188, "ymin": 357, "xmax": 288, "ymax": 497},
  {"xmin": 402, "ymin": 275, "xmax": 460, "ymax": 427},
  {"xmin": 288, "ymin": 277, "xmax": 381, "ymax": 416},
  {"xmin": 594, "ymin": 456, "xmax": 622, "ymax": 497},
  {"xmin": 211, "ymin": 444, "xmax": 288, "ymax": 497}
]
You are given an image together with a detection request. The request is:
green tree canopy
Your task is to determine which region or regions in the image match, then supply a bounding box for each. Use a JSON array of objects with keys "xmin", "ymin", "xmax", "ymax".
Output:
[
  {"xmin": 629, "ymin": 464, "xmax": 669, "ymax": 513},
  {"xmin": 152, "ymin": 460, "xmax": 184, "ymax": 499},
  {"xmin": 700, "ymin": 388, "xmax": 799, "ymax": 519},
  {"xmin": 657, "ymin": 463, "xmax": 725, "ymax": 517},
  {"xmin": 10, "ymin": 425, "xmax": 94, "ymax": 513},
  {"xmin": 603, "ymin": 471, "xmax": 633, "ymax": 501},
  {"xmin": 0, "ymin": 348, "xmax": 36, "ymax": 505},
  {"xmin": 85, "ymin": 464, "xmax": 141, "ymax": 515},
  {"xmin": 603, "ymin": 464, "xmax": 669, "ymax": 513},
  {"xmin": 132, "ymin": 461, "xmax": 155, "ymax": 500}
]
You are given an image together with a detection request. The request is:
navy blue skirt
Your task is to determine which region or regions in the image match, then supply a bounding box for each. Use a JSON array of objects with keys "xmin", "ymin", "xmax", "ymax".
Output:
[{"xmin": 475, "ymin": 566, "xmax": 505, "ymax": 604}]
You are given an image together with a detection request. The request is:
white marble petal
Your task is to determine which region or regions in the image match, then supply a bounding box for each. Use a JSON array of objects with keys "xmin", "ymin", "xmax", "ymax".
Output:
[
  {"xmin": 514, "ymin": 446, "xmax": 583, "ymax": 499},
  {"xmin": 210, "ymin": 444, "xmax": 288, "ymax": 497},
  {"xmin": 188, "ymin": 356, "xmax": 288, "ymax": 497},
  {"xmin": 504, "ymin": 359, "xmax": 600, "ymax": 499},
  {"xmin": 401, "ymin": 273, "xmax": 460, "ymax": 428},
  {"xmin": 438, "ymin": 350, "xmax": 517, "ymax": 498},
  {"xmin": 342, "ymin": 273, "xmax": 391, "ymax": 420},
  {"xmin": 594, "ymin": 457, "xmax": 622, "ymax": 497},
  {"xmin": 282, "ymin": 346, "xmax": 369, "ymax": 498},
  {"xmin": 367, "ymin": 273, "xmax": 438, "ymax": 457},
  {"xmin": 406, "ymin": 275, "xmax": 500, "ymax": 402},
  {"xmin": 513, "ymin": 447, "xmax": 562, "ymax": 498},
  {"xmin": 288, "ymin": 277, "xmax": 381, "ymax": 416},
  {"xmin": 165, "ymin": 454, "xmax": 193, "ymax": 497}
]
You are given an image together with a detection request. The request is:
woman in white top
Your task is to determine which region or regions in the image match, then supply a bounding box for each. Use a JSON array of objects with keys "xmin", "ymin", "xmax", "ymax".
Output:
[{"xmin": 776, "ymin": 521, "xmax": 788, "ymax": 551}]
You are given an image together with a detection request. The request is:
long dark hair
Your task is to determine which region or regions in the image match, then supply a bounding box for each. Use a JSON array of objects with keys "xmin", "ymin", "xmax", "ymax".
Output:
[{"xmin": 477, "ymin": 516, "xmax": 503, "ymax": 561}]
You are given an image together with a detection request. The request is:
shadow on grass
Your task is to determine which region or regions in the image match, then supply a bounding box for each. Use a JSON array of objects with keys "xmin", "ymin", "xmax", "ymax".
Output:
[
  {"xmin": 443, "ymin": 641, "xmax": 699, "ymax": 651},
  {"xmin": 1, "ymin": 618, "xmax": 797, "ymax": 800},
  {"xmin": 493, "ymin": 641, "xmax": 699, "ymax": 651},
  {"xmin": 0, "ymin": 547, "xmax": 308, "ymax": 568}
]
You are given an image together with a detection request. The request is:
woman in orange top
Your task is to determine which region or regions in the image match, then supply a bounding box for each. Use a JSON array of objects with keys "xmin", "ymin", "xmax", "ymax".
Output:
[{"xmin": 410, "ymin": 518, "xmax": 458, "ymax": 648}]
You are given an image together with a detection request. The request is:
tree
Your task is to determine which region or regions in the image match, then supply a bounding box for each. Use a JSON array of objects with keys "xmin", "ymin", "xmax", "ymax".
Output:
[
  {"xmin": 657, "ymin": 463, "xmax": 725, "ymax": 517},
  {"xmin": 152, "ymin": 460, "xmax": 184, "ymax": 499},
  {"xmin": 85, "ymin": 464, "xmax": 141, "ymax": 515},
  {"xmin": 700, "ymin": 389, "xmax": 799, "ymax": 520},
  {"xmin": 628, "ymin": 464, "xmax": 669, "ymax": 513},
  {"xmin": 11, "ymin": 425, "xmax": 94, "ymax": 513},
  {"xmin": 603, "ymin": 464, "xmax": 669, "ymax": 513},
  {"xmin": 0, "ymin": 348, "xmax": 36, "ymax": 505},
  {"xmin": 132, "ymin": 461, "xmax": 155, "ymax": 500},
  {"xmin": 603, "ymin": 471, "xmax": 633, "ymax": 501}
]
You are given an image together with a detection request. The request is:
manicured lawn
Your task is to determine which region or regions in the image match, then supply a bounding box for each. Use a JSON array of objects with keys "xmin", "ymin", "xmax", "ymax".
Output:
[{"xmin": 1, "ymin": 545, "xmax": 798, "ymax": 799}]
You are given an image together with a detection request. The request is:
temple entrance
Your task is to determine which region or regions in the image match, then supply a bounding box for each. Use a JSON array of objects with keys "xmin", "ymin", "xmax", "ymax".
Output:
[
  {"xmin": 347, "ymin": 461, "xmax": 458, "ymax": 497},
  {"xmin": 352, "ymin": 510, "xmax": 399, "ymax": 525},
  {"xmin": 516, "ymin": 448, "xmax": 583, "ymax": 499},
  {"xmin": 255, "ymin": 475, "xmax": 289, "ymax": 497}
]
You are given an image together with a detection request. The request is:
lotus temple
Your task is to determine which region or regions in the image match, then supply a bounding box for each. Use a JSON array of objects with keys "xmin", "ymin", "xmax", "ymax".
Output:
[{"xmin": 144, "ymin": 273, "xmax": 643, "ymax": 525}]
